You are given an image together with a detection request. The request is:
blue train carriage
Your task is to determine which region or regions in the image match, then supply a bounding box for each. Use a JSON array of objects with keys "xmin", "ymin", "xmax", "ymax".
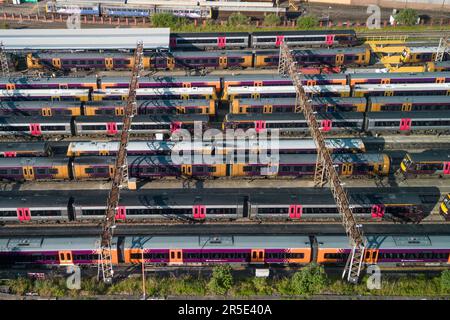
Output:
[
  {"xmin": 400, "ymin": 150, "xmax": 450, "ymax": 178},
  {"xmin": 229, "ymin": 97, "xmax": 366, "ymax": 114},
  {"xmin": 365, "ymin": 111, "xmax": 450, "ymax": 134}
]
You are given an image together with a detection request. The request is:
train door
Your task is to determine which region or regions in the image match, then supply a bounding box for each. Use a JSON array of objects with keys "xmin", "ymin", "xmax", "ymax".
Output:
[
  {"xmin": 115, "ymin": 107, "xmax": 124, "ymax": 116},
  {"xmin": 17, "ymin": 208, "xmax": 31, "ymax": 222},
  {"xmin": 193, "ymin": 205, "xmax": 206, "ymax": 220},
  {"xmin": 364, "ymin": 249, "xmax": 379, "ymax": 264},
  {"xmin": 325, "ymin": 35, "xmax": 335, "ymax": 46},
  {"xmin": 250, "ymin": 250, "xmax": 265, "ymax": 263},
  {"xmin": 170, "ymin": 121, "xmax": 182, "ymax": 133},
  {"xmin": 289, "ymin": 205, "xmax": 302, "ymax": 219},
  {"xmin": 115, "ymin": 206, "xmax": 126, "ymax": 221},
  {"xmin": 219, "ymin": 56, "xmax": 228, "ymax": 68},
  {"xmin": 105, "ymin": 58, "xmax": 113, "ymax": 70},
  {"xmin": 182, "ymin": 165, "xmax": 192, "ymax": 176},
  {"xmin": 306, "ymin": 80, "xmax": 317, "ymax": 86},
  {"xmin": 399, "ymin": 118, "xmax": 411, "ymax": 131},
  {"xmin": 6, "ymin": 84, "xmax": 15, "ymax": 90},
  {"xmin": 384, "ymin": 91, "xmax": 394, "ymax": 97},
  {"xmin": 255, "ymin": 120, "xmax": 266, "ymax": 133},
  {"xmin": 106, "ymin": 122, "xmax": 118, "ymax": 135},
  {"xmin": 41, "ymin": 108, "xmax": 52, "ymax": 116},
  {"xmin": 371, "ymin": 204, "xmax": 385, "ymax": 218},
  {"xmin": 23, "ymin": 166, "xmax": 35, "ymax": 181},
  {"xmin": 52, "ymin": 58, "xmax": 61, "ymax": 69},
  {"xmin": 401, "ymin": 103, "xmax": 412, "ymax": 112},
  {"xmin": 275, "ymin": 35, "xmax": 284, "ymax": 47},
  {"xmin": 341, "ymin": 163, "xmax": 353, "ymax": 176},
  {"xmin": 176, "ymin": 106, "xmax": 186, "ymax": 114},
  {"xmin": 169, "ymin": 250, "xmax": 183, "ymax": 264},
  {"xmin": 321, "ymin": 120, "xmax": 332, "ymax": 132},
  {"xmin": 58, "ymin": 251, "xmax": 73, "ymax": 266},
  {"xmin": 335, "ymin": 54, "xmax": 344, "ymax": 65},
  {"xmin": 381, "ymin": 78, "xmax": 390, "ymax": 84},
  {"xmin": 167, "ymin": 57, "xmax": 175, "ymax": 70},
  {"xmin": 263, "ymin": 104, "xmax": 272, "ymax": 113},
  {"xmin": 436, "ymin": 77, "xmax": 445, "ymax": 84},
  {"xmin": 29, "ymin": 123, "xmax": 42, "ymax": 136},
  {"xmin": 444, "ymin": 162, "xmax": 450, "ymax": 175},
  {"xmin": 59, "ymin": 84, "xmax": 68, "ymax": 89},
  {"xmin": 218, "ymin": 37, "xmax": 226, "ymax": 49}
]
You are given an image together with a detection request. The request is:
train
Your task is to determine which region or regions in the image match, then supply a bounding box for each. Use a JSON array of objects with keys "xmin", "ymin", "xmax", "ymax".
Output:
[
  {"xmin": 0, "ymin": 187, "xmax": 437, "ymax": 223},
  {"xmin": 441, "ymin": 193, "xmax": 450, "ymax": 219},
  {"xmin": 25, "ymin": 47, "xmax": 372, "ymax": 71},
  {"xmin": 1, "ymin": 233, "xmax": 449, "ymax": 267},
  {"xmin": 1, "ymin": 110, "xmax": 450, "ymax": 138},
  {"xmin": 400, "ymin": 150, "xmax": 450, "ymax": 178}
]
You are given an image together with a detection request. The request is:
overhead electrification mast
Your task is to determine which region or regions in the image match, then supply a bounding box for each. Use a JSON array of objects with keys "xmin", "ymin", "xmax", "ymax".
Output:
[
  {"xmin": 98, "ymin": 41, "xmax": 144, "ymax": 284},
  {"xmin": 278, "ymin": 42, "xmax": 366, "ymax": 283}
]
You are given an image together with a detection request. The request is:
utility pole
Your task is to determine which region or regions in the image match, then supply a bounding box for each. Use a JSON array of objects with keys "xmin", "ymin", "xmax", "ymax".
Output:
[
  {"xmin": 278, "ymin": 43, "xmax": 366, "ymax": 283},
  {"xmin": 0, "ymin": 42, "xmax": 10, "ymax": 78},
  {"xmin": 436, "ymin": 37, "xmax": 449, "ymax": 62},
  {"xmin": 98, "ymin": 41, "xmax": 144, "ymax": 284},
  {"xmin": 141, "ymin": 249, "xmax": 146, "ymax": 300}
]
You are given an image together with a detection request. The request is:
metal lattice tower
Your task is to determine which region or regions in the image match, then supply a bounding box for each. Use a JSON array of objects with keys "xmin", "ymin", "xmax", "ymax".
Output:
[
  {"xmin": 0, "ymin": 42, "xmax": 9, "ymax": 78},
  {"xmin": 278, "ymin": 43, "xmax": 366, "ymax": 283},
  {"xmin": 436, "ymin": 37, "xmax": 449, "ymax": 62},
  {"xmin": 98, "ymin": 41, "xmax": 144, "ymax": 284}
]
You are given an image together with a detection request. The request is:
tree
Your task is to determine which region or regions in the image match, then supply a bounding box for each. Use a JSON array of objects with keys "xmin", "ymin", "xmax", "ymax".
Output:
[
  {"xmin": 227, "ymin": 13, "xmax": 249, "ymax": 27},
  {"xmin": 394, "ymin": 9, "xmax": 418, "ymax": 26},
  {"xmin": 441, "ymin": 270, "xmax": 450, "ymax": 293},
  {"xmin": 263, "ymin": 13, "xmax": 281, "ymax": 27},
  {"xmin": 207, "ymin": 265, "xmax": 233, "ymax": 295},
  {"xmin": 296, "ymin": 15, "xmax": 319, "ymax": 29},
  {"xmin": 151, "ymin": 13, "xmax": 187, "ymax": 28},
  {"xmin": 290, "ymin": 264, "xmax": 327, "ymax": 295}
]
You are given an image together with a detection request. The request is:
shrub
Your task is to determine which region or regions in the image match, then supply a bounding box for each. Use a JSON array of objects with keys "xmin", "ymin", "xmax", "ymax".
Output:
[
  {"xmin": 208, "ymin": 265, "xmax": 233, "ymax": 295},
  {"xmin": 151, "ymin": 13, "xmax": 188, "ymax": 28},
  {"xmin": 290, "ymin": 264, "xmax": 327, "ymax": 296},
  {"xmin": 227, "ymin": 13, "xmax": 249, "ymax": 27},
  {"xmin": 8, "ymin": 278, "xmax": 33, "ymax": 295},
  {"xmin": 441, "ymin": 270, "xmax": 450, "ymax": 294},
  {"xmin": 296, "ymin": 15, "xmax": 319, "ymax": 29},
  {"xmin": 264, "ymin": 13, "xmax": 281, "ymax": 27},
  {"xmin": 394, "ymin": 9, "xmax": 418, "ymax": 26}
]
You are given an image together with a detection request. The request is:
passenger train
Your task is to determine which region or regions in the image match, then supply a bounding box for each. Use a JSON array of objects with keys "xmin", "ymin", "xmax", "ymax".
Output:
[
  {"xmin": 0, "ymin": 187, "xmax": 437, "ymax": 222},
  {"xmin": 1, "ymin": 234, "xmax": 449, "ymax": 267},
  {"xmin": 400, "ymin": 150, "xmax": 450, "ymax": 178},
  {"xmin": 441, "ymin": 193, "xmax": 450, "ymax": 219}
]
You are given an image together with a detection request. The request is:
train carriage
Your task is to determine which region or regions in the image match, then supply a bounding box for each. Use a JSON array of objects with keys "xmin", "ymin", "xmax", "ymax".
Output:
[
  {"xmin": 255, "ymin": 47, "xmax": 371, "ymax": 68},
  {"xmin": 0, "ymin": 157, "xmax": 70, "ymax": 181},
  {"xmin": 400, "ymin": 46, "xmax": 443, "ymax": 64},
  {"xmin": 0, "ymin": 77, "xmax": 99, "ymax": 90},
  {"xmin": 223, "ymin": 85, "xmax": 351, "ymax": 100},
  {"xmin": 348, "ymin": 72, "xmax": 450, "ymax": 86},
  {"xmin": 250, "ymin": 30, "xmax": 358, "ymax": 48},
  {"xmin": 365, "ymin": 111, "xmax": 450, "ymax": 134},
  {"xmin": 427, "ymin": 61, "xmax": 450, "ymax": 72},
  {"xmin": 223, "ymin": 112, "xmax": 364, "ymax": 134},
  {"xmin": 0, "ymin": 116, "xmax": 72, "ymax": 137},
  {"xmin": 400, "ymin": 150, "xmax": 450, "ymax": 178},
  {"xmin": 368, "ymin": 96, "xmax": 450, "ymax": 112},
  {"xmin": 170, "ymin": 32, "xmax": 250, "ymax": 50},
  {"xmin": 0, "ymin": 89, "xmax": 90, "ymax": 102},
  {"xmin": 84, "ymin": 99, "xmax": 215, "ymax": 116},
  {"xmin": 353, "ymin": 83, "xmax": 450, "ymax": 97},
  {"xmin": 45, "ymin": 2, "xmax": 100, "ymax": 15},
  {"xmin": 160, "ymin": 51, "xmax": 254, "ymax": 70},
  {"xmin": 440, "ymin": 194, "xmax": 450, "ymax": 219},
  {"xmin": 91, "ymin": 87, "xmax": 217, "ymax": 101},
  {"xmin": 0, "ymin": 142, "xmax": 50, "ymax": 157},
  {"xmin": 0, "ymin": 101, "xmax": 82, "ymax": 116},
  {"xmin": 230, "ymin": 97, "xmax": 366, "ymax": 114}
]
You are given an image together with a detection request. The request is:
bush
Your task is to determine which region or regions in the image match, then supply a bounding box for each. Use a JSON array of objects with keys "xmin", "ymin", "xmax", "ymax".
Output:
[
  {"xmin": 151, "ymin": 13, "xmax": 188, "ymax": 28},
  {"xmin": 394, "ymin": 9, "xmax": 418, "ymax": 26},
  {"xmin": 441, "ymin": 270, "xmax": 450, "ymax": 294},
  {"xmin": 263, "ymin": 13, "xmax": 281, "ymax": 27},
  {"xmin": 227, "ymin": 13, "xmax": 249, "ymax": 27},
  {"xmin": 8, "ymin": 278, "xmax": 33, "ymax": 295},
  {"xmin": 296, "ymin": 15, "xmax": 319, "ymax": 29},
  {"xmin": 290, "ymin": 264, "xmax": 327, "ymax": 296},
  {"xmin": 208, "ymin": 265, "xmax": 233, "ymax": 295}
]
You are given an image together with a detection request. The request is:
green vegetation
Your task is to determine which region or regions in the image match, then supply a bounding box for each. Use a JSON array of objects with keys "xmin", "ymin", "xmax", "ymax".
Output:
[
  {"xmin": 296, "ymin": 15, "xmax": 319, "ymax": 29},
  {"xmin": 394, "ymin": 9, "xmax": 419, "ymax": 26},
  {"xmin": 5, "ymin": 269, "xmax": 450, "ymax": 298},
  {"xmin": 207, "ymin": 265, "xmax": 233, "ymax": 295},
  {"xmin": 263, "ymin": 13, "xmax": 281, "ymax": 27},
  {"xmin": 150, "ymin": 13, "xmax": 188, "ymax": 28},
  {"xmin": 227, "ymin": 13, "xmax": 250, "ymax": 27}
]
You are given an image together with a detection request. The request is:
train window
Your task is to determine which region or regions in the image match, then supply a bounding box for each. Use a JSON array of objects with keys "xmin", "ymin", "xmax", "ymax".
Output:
[
  {"xmin": 208, "ymin": 167, "xmax": 216, "ymax": 173},
  {"xmin": 96, "ymin": 167, "xmax": 108, "ymax": 174},
  {"xmin": 170, "ymin": 252, "xmax": 175, "ymax": 259},
  {"xmin": 36, "ymin": 168, "xmax": 46, "ymax": 175},
  {"xmin": 81, "ymin": 209, "xmax": 105, "ymax": 216},
  {"xmin": 11, "ymin": 169, "xmax": 20, "ymax": 174},
  {"xmin": 418, "ymin": 163, "xmax": 444, "ymax": 170},
  {"xmin": 84, "ymin": 168, "xmax": 94, "ymax": 174},
  {"xmin": 0, "ymin": 210, "xmax": 17, "ymax": 217},
  {"xmin": 0, "ymin": 169, "xmax": 7, "ymax": 174},
  {"xmin": 32, "ymin": 210, "xmax": 60, "ymax": 217}
]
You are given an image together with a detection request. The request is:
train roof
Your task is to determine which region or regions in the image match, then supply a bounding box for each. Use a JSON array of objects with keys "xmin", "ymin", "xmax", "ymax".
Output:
[
  {"xmin": 87, "ymin": 99, "xmax": 212, "ymax": 107},
  {"xmin": 0, "ymin": 237, "xmax": 108, "ymax": 252},
  {"xmin": 226, "ymin": 85, "xmax": 351, "ymax": 95},
  {"xmin": 0, "ymin": 100, "xmax": 81, "ymax": 108},
  {"xmin": 170, "ymin": 51, "xmax": 253, "ymax": 57},
  {"xmin": 105, "ymin": 75, "xmax": 221, "ymax": 83},
  {"xmin": 0, "ymin": 116, "xmax": 71, "ymax": 124},
  {"xmin": 407, "ymin": 150, "xmax": 450, "ymax": 162},
  {"xmin": 0, "ymin": 156, "xmax": 68, "ymax": 166},
  {"xmin": 171, "ymin": 32, "xmax": 248, "ymax": 37},
  {"xmin": 0, "ymin": 192, "xmax": 69, "ymax": 209},
  {"xmin": 349, "ymin": 72, "xmax": 450, "ymax": 80},
  {"xmin": 236, "ymin": 97, "xmax": 365, "ymax": 105},
  {"xmin": 291, "ymin": 47, "xmax": 367, "ymax": 55},
  {"xmin": 125, "ymin": 236, "xmax": 312, "ymax": 250},
  {"xmin": 0, "ymin": 76, "xmax": 98, "ymax": 85},
  {"xmin": 0, "ymin": 89, "xmax": 89, "ymax": 98},
  {"xmin": 225, "ymin": 112, "xmax": 364, "ymax": 121},
  {"xmin": 0, "ymin": 142, "xmax": 48, "ymax": 152},
  {"xmin": 96, "ymin": 87, "xmax": 215, "ymax": 96},
  {"xmin": 74, "ymin": 114, "xmax": 209, "ymax": 122},
  {"xmin": 369, "ymin": 95, "xmax": 450, "ymax": 104},
  {"xmin": 354, "ymin": 83, "xmax": 450, "ymax": 91},
  {"xmin": 222, "ymin": 73, "xmax": 347, "ymax": 82},
  {"xmin": 407, "ymin": 46, "xmax": 438, "ymax": 53},
  {"xmin": 367, "ymin": 111, "xmax": 450, "ymax": 120}
]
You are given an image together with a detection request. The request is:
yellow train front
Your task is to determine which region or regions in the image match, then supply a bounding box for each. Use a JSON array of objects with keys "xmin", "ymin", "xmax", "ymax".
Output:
[{"xmin": 440, "ymin": 194, "xmax": 450, "ymax": 220}]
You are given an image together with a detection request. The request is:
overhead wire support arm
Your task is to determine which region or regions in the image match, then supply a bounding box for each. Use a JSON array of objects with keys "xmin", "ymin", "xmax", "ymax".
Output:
[
  {"xmin": 98, "ymin": 41, "xmax": 144, "ymax": 284},
  {"xmin": 278, "ymin": 43, "xmax": 366, "ymax": 283}
]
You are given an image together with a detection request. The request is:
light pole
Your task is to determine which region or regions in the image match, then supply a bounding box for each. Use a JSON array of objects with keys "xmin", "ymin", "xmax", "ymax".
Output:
[{"xmin": 141, "ymin": 249, "xmax": 146, "ymax": 300}]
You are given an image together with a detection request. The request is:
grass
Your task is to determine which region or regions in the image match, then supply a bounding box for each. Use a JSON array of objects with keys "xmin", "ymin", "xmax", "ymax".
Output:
[{"xmin": 6, "ymin": 269, "xmax": 450, "ymax": 299}]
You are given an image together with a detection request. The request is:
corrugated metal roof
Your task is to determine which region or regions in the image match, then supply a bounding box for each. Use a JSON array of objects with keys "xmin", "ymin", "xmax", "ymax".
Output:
[{"xmin": 0, "ymin": 28, "xmax": 170, "ymax": 50}]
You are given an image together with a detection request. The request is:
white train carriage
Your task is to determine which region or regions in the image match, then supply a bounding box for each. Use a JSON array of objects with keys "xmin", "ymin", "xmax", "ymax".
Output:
[{"xmin": 92, "ymin": 87, "xmax": 217, "ymax": 101}]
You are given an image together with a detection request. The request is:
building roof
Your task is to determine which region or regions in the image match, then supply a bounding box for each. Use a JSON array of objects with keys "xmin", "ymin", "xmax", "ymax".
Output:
[{"xmin": 0, "ymin": 28, "xmax": 170, "ymax": 50}]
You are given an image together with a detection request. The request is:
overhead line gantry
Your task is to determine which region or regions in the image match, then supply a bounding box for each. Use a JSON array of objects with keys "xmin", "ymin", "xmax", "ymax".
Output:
[
  {"xmin": 278, "ymin": 42, "xmax": 366, "ymax": 283},
  {"xmin": 98, "ymin": 41, "xmax": 144, "ymax": 284}
]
